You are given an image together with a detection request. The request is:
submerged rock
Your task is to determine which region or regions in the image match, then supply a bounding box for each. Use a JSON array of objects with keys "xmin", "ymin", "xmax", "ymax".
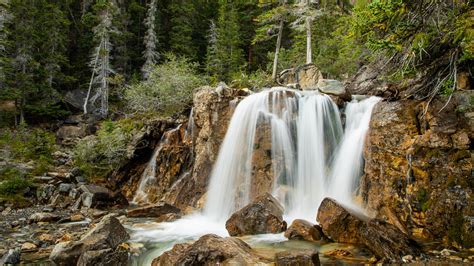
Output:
[
  {"xmin": 153, "ymin": 234, "xmax": 266, "ymax": 265},
  {"xmin": 317, "ymin": 198, "xmax": 420, "ymax": 262},
  {"xmin": 284, "ymin": 219, "xmax": 325, "ymax": 242},
  {"xmin": 275, "ymin": 250, "xmax": 320, "ymax": 266},
  {"xmin": 49, "ymin": 214, "xmax": 130, "ymax": 265},
  {"xmin": 126, "ymin": 203, "xmax": 180, "ymax": 218},
  {"xmin": 225, "ymin": 193, "xmax": 287, "ymax": 236}
]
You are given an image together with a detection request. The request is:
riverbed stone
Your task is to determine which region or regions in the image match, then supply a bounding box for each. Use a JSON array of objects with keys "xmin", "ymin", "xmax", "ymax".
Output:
[
  {"xmin": 284, "ymin": 219, "xmax": 325, "ymax": 242},
  {"xmin": 226, "ymin": 193, "xmax": 287, "ymax": 236},
  {"xmin": 153, "ymin": 234, "xmax": 266, "ymax": 265},
  {"xmin": 275, "ymin": 250, "xmax": 320, "ymax": 266},
  {"xmin": 317, "ymin": 198, "xmax": 420, "ymax": 262},
  {"xmin": 49, "ymin": 214, "xmax": 130, "ymax": 265},
  {"xmin": 126, "ymin": 203, "xmax": 180, "ymax": 218},
  {"xmin": 0, "ymin": 248, "xmax": 21, "ymax": 265},
  {"xmin": 29, "ymin": 212, "xmax": 60, "ymax": 223}
]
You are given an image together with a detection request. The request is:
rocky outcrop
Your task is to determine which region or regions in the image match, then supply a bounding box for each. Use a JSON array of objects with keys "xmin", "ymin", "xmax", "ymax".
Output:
[
  {"xmin": 49, "ymin": 214, "xmax": 130, "ymax": 265},
  {"xmin": 162, "ymin": 86, "xmax": 241, "ymax": 209},
  {"xmin": 317, "ymin": 198, "xmax": 420, "ymax": 262},
  {"xmin": 275, "ymin": 250, "xmax": 320, "ymax": 266},
  {"xmin": 126, "ymin": 203, "xmax": 180, "ymax": 218},
  {"xmin": 225, "ymin": 193, "xmax": 287, "ymax": 236},
  {"xmin": 361, "ymin": 91, "xmax": 473, "ymax": 248},
  {"xmin": 279, "ymin": 64, "xmax": 322, "ymax": 90},
  {"xmin": 152, "ymin": 234, "xmax": 266, "ymax": 265},
  {"xmin": 284, "ymin": 219, "xmax": 325, "ymax": 242}
]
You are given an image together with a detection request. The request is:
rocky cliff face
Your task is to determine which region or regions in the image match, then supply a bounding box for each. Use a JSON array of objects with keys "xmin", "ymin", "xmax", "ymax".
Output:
[
  {"xmin": 361, "ymin": 91, "xmax": 473, "ymax": 248},
  {"xmin": 115, "ymin": 86, "xmax": 241, "ymax": 209}
]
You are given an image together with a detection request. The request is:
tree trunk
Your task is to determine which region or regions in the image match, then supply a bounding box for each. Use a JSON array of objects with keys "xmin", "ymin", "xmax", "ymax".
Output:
[
  {"xmin": 306, "ymin": 17, "xmax": 312, "ymax": 64},
  {"xmin": 272, "ymin": 19, "xmax": 284, "ymax": 81}
]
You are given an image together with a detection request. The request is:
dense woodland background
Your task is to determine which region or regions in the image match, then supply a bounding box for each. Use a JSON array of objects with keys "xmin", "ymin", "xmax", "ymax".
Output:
[{"xmin": 0, "ymin": 0, "xmax": 469, "ymax": 125}]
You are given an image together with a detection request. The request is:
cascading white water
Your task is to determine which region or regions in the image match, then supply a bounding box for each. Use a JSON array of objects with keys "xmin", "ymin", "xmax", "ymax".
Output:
[
  {"xmin": 327, "ymin": 97, "xmax": 381, "ymax": 208},
  {"xmin": 132, "ymin": 143, "xmax": 163, "ymax": 204},
  {"xmin": 204, "ymin": 88, "xmax": 380, "ymax": 222}
]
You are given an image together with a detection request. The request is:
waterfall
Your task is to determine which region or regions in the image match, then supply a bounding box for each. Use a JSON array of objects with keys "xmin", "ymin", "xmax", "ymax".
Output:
[
  {"xmin": 132, "ymin": 143, "xmax": 163, "ymax": 204},
  {"xmin": 132, "ymin": 125, "xmax": 182, "ymax": 204},
  {"xmin": 327, "ymin": 97, "xmax": 381, "ymax": 209},
  {"xmin": 204, "ymin": 88, "xmax": 380, "ymax": 222}
]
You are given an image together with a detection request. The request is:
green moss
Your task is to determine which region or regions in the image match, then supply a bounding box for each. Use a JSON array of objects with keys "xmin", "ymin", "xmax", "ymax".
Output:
[{"xmin": 416, "ymin": 188, "xmax": 431, "ymax": 211}]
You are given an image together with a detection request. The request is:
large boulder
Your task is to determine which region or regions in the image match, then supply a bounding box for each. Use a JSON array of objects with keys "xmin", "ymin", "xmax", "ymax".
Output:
[
  {"xmin": 317, "ymin": 198, "xmax": 420, "ymax": 262},
  {"xmin": 126, "ymin": 203, "xmax": 180, "ymax": 218},
  {"xmin": 275, "ymin": 250, "xmax": 320, "ymax": 266},
  {"xmin": 284, "ymin": 219, "xmax": 325, "ymax": 242},
  {"xmin": 50, "ymin": 214, "xmax": 130, "ymax": 265},
  {"xmin": 78, "ymin": 185, "xmax": 128, "ymax": 209},
  {"xmin": 225, "ymin": 193, "xmax": 287, "ymax": 236},
  {"xmin": 152, "ymin": 234, "xmax": 266, "ymax": 265}
]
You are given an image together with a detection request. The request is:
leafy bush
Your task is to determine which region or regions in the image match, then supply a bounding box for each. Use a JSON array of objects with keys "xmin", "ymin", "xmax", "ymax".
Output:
[
  {"xmin": 73, "ymin": 119, "xmax": 144, "ymax": 179},
  {"xmin": 125, "ymin": 54, "xmax": 207, "ymax": 115},
  {"xmin": 0, "ymin": 127, "xmax": 56, "ymax": 174},
  {"xmin": 230, "ymin": 69, "xmax": 273, "ymax": 90},
  {"xmin": 0, "ymin": 177, "xmax": 32, "ymax": 196}
]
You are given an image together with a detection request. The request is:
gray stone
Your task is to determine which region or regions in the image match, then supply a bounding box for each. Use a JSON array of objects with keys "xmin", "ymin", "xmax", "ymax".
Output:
[
  {"xmin": 0, "ymin": 248, "xmax": 21, "ymax": 265},
  {"xmin": 29, "ymin": 212, "xmax": 60, "ymax": 223},
  {"xmin": 58, "ymin": 183, "xmax": 74, "ymax": 194},
  {"xmin": 75, "ymin": 176, "xmax": 86, "ymax": 183},
  {"xmin": 50, "ymin": 214, "xmax": 130, "ymax": 265},
  {"xmin": 317, "ymin": 79, "xmax": 346, "ymax": 96}
]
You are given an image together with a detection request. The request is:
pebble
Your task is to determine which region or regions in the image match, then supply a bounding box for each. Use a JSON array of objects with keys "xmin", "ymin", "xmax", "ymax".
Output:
[
  {"xmin": 440, "ymin": 249, "xmax": 452, "ymax": 256},
  {"xmin": 402, "ymin": 255, "xmax": 413, "ymax": 262},
  {"xmin": 0, "ymin": 248, "xmax": 21, "ymax": 264},
  {"xmin": 21, "ymin": 242, "xmax": 37, "ymax": 251},
  {"xmin": 38, "ymin": 234, "xmax": 54, "ymax": 243}
]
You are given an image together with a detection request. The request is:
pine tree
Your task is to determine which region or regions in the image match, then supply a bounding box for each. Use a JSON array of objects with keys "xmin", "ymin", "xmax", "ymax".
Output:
[
  {"xmin": 84, "ymin": 0, "xmax": 116, "ymax": 116},
  {"xmin": 205, "ymin": 20, "xmax": 219, "ymax": 77},
  {"xmin": 210, "ymin": 2, "xmax": 244, "ymax": 82},
  {"xmin": 142, "ymin": 0, "xmax": 159, "ymax": 78},
  {"xmin": 0, "ymin": 0, "xmax": 11, "ymax": 90},
  {"xmin": 169, "ymin": 0, "xmax": 197, "ymax": 59}
]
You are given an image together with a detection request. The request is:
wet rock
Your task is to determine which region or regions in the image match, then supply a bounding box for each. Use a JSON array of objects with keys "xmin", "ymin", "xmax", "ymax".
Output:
[
  {"xmin": 29, "ymin": 212, "xmax": 60, "ymax": 223},
  {"xmin": 275, "ymin": 250, "xmax": 320, "ymax": 266},
  {"xmin": 284, "ymin": 219, "xmax": 325, "ymax": 242},
  {"xmin": 50, "ymin": 214, "xmax": 130, "ymax": 265},
  {"xmin": 126, "ymin": 203, "xmax": 180, "ymax": 218},
  {"xmin": 0, "ymin": 248, "xmax": 21, "ymax": 265},
  {"xmin": 153, "ymin": 234, "xmax": 265, "ymax": 265},
  {"xmin": 226, "ymin": 193, "xmax": 287, "ymax": 236},
  {"xmin": 317, "ymin": 198, "xmax": 420, "ymax": 262}
]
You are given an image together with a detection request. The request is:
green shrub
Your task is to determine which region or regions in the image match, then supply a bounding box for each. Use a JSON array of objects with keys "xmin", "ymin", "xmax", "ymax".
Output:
[
  {"xmin": 0, "ymin": 177, "xmax": 32, "ymax": 196},
  {"xmin": 230, "ymin": 69, "xmax": 272, "ymax": 90},
  {"xmin": 73, "ymin": 119, "xmax": 144, "ymax": 179},
  {"xmin": 125, "ymin": 54, "xmax": 207, "ymax": 115}
]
